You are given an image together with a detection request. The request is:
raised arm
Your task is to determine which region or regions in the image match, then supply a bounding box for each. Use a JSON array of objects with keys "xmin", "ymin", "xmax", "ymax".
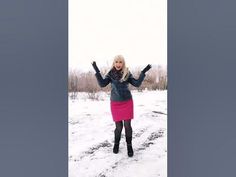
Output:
[
  {"xmin": 128, "ymin": 72, "xmax": 145, "ymax": 87},
  {"xmin": 92, "ymin": 61, "xmax": 110, "ymax": 87},
  {"xmin": 128, "ymin": 64, "xmax": 152, "ymax": 87}
]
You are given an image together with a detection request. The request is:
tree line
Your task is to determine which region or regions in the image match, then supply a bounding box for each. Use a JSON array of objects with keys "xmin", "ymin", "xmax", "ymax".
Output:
[{"xmin": 68, "ymin": 65, "xmax": 167, "ymax": 99}]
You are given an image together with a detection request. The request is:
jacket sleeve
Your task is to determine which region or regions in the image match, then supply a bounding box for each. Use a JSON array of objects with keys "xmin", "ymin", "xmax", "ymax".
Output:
[
  {"xmin": 95, "ymin": 72, "xmax": 111, "ymax": 87},
  {"xmin": 128, "ymin": 72, "xmax": 146, "ymax": 87}
]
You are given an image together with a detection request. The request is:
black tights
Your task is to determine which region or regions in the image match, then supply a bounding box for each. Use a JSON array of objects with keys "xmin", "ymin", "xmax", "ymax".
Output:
[{"xmin": 114, "ymin": 120, "xmax": 132, "ymax": 144}]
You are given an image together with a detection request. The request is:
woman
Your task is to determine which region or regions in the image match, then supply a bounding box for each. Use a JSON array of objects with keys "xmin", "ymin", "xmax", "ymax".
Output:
[{"xmin": 92, "ymin": 55, "xmax": 151, "ymax": 157}]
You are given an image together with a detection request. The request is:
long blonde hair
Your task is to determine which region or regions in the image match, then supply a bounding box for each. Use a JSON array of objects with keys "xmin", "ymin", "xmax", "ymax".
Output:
[{"xmin": 110, "ymin": 55, "xmax": 130, "ymax": 82}]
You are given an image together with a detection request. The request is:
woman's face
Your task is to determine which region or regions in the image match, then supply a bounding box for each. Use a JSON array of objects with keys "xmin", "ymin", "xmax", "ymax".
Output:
[{"xmin": 114, "ymin": 59, "xmax": 124, "ymax": 70}]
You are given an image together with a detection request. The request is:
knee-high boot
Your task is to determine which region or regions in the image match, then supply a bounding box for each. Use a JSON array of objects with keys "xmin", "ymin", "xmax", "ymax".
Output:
[
  {"xmin": 126, "ymin": 136, "xmax": 133, "ymax": 157},
  {"xmin": 124, "ymin": 120, "xmax": 133, "ymax": 157},
  {"xmin": 113, "ymin": 131, "xmax": 121, "ymax": 154},
  {"xmin": 113, "ymin": 123, "xmax": 122, "ymax": 154}
]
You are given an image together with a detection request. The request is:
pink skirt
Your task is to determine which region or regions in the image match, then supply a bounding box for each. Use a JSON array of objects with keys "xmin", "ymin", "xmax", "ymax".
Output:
[{"xmin": 110, "ymin": 99, "xmax": 134, "ymax": 122}]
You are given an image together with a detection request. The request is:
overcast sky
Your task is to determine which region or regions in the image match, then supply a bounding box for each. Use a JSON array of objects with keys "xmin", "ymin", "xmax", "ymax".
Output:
[{"xmin": 69, "ymin": 0, "xmax": 167, "ymax": 72}]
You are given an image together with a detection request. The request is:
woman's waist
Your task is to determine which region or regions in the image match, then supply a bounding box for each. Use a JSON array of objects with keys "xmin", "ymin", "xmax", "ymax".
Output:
[
  {"xmin": 110, "ymin": 97, "xmax": 133, "ymax": 102},
  {"xmin": 110, "ymin": 92, "xmax": 132, "ymax": 101}
]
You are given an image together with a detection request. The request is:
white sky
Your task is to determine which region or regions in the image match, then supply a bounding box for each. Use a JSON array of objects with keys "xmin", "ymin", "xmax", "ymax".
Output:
[{"xmin": 69, "ymin": 0, "xmax": 167, "ymax": 72}]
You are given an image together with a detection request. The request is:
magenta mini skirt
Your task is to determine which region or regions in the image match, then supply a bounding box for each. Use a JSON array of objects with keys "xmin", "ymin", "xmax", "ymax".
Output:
[{"xmin": 110, "ymin": 99, "xmax": 134, "ymax": 122}]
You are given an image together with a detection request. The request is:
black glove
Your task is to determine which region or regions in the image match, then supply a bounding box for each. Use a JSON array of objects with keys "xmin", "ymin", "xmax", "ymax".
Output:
[
  {"xmin": 91, "ymin": 61, "xmax": 100, "ymax": 73},
  {"xmin": 142, "ymin": 64, "xmax": 152, "ymax": 74}
]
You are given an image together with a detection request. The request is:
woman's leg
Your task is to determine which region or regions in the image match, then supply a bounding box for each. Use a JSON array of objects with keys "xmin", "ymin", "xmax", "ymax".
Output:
[
  {"xmin": 124, "ymin": 119, "xmax": 132, "ymax": 140},
  {"xmin": 113, "ymin": 121, "xmax": 123, "ymax": 153},
  {"xmin": 114, "ymin": 121, "xmax": 123, "ymax": 142},
  {"xmin": 124, "ymin": 119, "xmax": 133, "ymax": 157}
]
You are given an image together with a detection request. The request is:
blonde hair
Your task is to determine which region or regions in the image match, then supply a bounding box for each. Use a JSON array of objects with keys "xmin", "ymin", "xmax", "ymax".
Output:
[{"xmin": 111, "ymin": 55, "xmax": 130, "ymax": 82}]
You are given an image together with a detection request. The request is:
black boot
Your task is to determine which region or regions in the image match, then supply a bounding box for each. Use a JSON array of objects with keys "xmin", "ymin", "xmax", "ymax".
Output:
[
  {"xmin": 127, "ymin": 144, "xmax": 133, "ymax": 157},
  {"xmin": 126, "ymin": 136, "xmax": 133, "ymax": 157},
  {"xmin": 113, "ymin": 132, "xmax": 121, "ymax": 154},
  {"xmin": 113, "ymin": 142, "xmax": 119, "ymax": 154},
  {"xmin": 113, "ymin": 121, "xmax": 123, "ymax": 154}
]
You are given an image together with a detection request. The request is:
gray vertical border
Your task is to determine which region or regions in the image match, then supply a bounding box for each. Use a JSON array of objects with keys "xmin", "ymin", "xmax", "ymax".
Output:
[
  {"xmin": 0, "ymin": 0, "xmax": 68, "ymax": 177},
  {"xmin": 169, "ymin": 0, "xmax": 236, "ymax": 177},
  {"xmin": 2, "ymin": 0, "xmax": 236, "ymax": 176}
]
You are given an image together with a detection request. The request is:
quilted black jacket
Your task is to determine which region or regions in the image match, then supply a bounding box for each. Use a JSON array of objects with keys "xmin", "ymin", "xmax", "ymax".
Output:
[{"xmin": 95, "ymin": 69, "xmax": 146, "ymax": 101}]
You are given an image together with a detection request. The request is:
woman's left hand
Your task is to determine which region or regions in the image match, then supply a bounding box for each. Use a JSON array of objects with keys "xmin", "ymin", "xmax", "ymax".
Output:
[{"xmin": 142, "ymin": 64, "xmax": 152, "ymax": 74}]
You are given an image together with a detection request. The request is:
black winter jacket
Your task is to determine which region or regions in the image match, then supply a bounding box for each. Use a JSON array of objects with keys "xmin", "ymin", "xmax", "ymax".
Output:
[{"xmin": 95, "ymin": 69, "xmax": 146, "ymax": 101}]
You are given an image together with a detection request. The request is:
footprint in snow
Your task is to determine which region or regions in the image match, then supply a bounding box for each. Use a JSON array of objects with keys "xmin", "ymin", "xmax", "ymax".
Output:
[
  {"xmin": 74, "ymin": 140, "xmax": 112, "ymax": 161},
  {"xmin": 152, "ymin": 111, "xmax": 167, "ymax": 115},
  {"xmin": 137, "ymin": 129, "xmax": 165, "ymax": 150}
]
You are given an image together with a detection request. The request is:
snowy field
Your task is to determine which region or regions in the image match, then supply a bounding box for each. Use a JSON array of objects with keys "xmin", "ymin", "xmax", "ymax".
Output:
[{"xmin": 69, "ymin": 90, "xmax": 167, "ymax": 177}]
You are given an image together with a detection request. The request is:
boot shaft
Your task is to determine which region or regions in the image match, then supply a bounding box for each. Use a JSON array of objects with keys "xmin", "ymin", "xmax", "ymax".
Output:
[
  {"xmin": 125, "ymin": 136, "xmax": 132, "ymax": 144},
  {"xmin": 114, "ymin": 130, "xmax": 121, "ymax": 144}
]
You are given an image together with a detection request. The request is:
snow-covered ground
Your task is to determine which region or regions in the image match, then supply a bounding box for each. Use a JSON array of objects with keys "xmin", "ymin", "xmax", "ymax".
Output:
[{"xmin": 69, "ymin": 90, "xmax": 167, "ymax": 177}]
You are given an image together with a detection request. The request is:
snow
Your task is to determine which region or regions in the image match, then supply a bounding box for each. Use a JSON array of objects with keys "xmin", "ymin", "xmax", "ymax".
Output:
[{"xmin": 69, "ymin": 90, "xmax": 167, "ymax": 177}]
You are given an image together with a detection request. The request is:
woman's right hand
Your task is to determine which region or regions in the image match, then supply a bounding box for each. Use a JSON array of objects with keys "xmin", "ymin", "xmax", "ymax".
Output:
[{"xmin": 91, "ymin": 61, "xmax": 100, "ymax": 73}]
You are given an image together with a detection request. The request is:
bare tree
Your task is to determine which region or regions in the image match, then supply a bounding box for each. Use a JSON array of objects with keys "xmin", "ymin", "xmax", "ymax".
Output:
[
  {"xmin": 68, "ymin": 64, "xmax": 167, "ymax": 99},
  {"xmin": 68, "ymin": 69, "xmax": 80, "ymax": 99}
]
